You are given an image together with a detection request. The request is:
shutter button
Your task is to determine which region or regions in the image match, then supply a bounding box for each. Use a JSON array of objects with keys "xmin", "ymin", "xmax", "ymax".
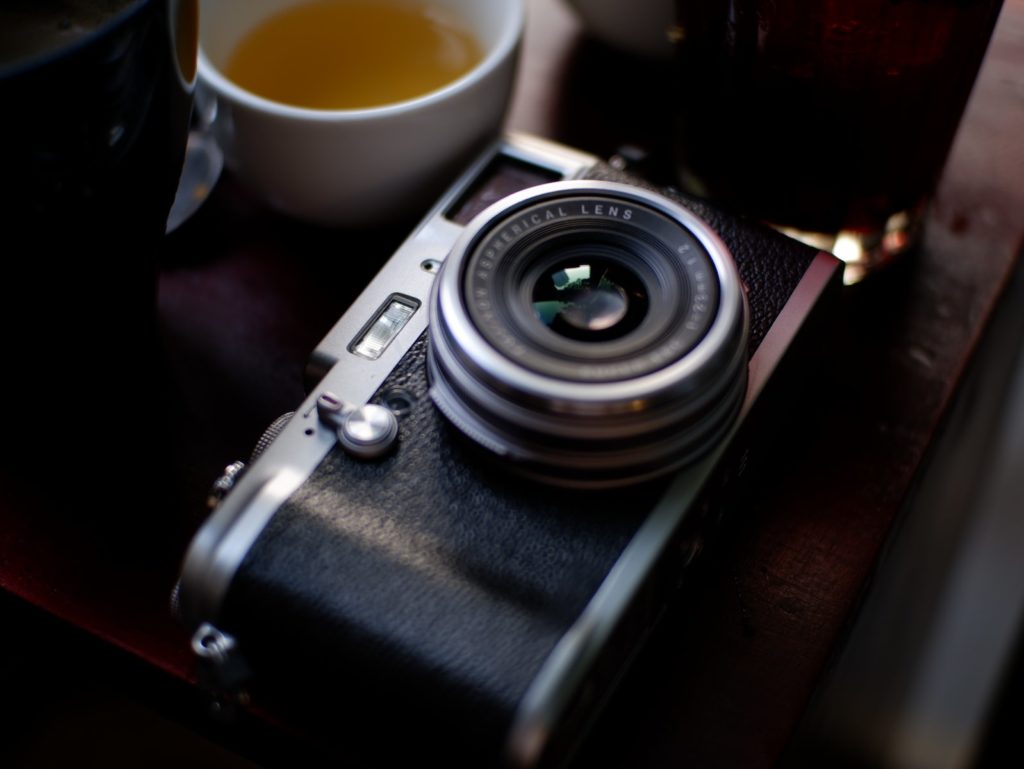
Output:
[
  {"xmin": 317, "ymin": 392, "xmax": 398, "ymax": 460},
  {"xmin": 339, "ymin": 403, "xmax": 399, "ymax": 459}
]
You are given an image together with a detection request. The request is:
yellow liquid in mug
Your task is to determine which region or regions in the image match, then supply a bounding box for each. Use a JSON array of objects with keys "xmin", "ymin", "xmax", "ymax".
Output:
[{"xmin": 224, "ymin": 1, "xmax": 483, "ymax": 110}]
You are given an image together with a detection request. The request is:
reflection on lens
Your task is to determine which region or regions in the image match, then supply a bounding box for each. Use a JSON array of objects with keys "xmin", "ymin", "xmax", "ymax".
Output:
[{"xmin": 532, "ymin": 258, "xmax": 648, "ymax": 342}]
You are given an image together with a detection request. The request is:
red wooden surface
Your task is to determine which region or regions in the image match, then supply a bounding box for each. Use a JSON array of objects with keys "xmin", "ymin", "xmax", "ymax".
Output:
[{"xmin": 2, "ymin": 0, "xmax": 1023, "ymax": 766}]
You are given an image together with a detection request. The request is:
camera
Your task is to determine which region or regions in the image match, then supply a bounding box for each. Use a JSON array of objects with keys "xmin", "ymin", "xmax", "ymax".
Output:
[{"xmin": 177, "ymin": 134, "xmax": 841, "ymax": 768}]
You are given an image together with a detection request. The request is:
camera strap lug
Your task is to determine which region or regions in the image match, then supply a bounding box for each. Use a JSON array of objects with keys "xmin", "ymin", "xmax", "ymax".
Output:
[
  {"xmin": 608, "ymin": 144, "xmax": 656, "ymax": 180},
  {"xmin": 206, "ymin": 460, "xmax": 247, "ymax": 511},
  {"xmin": 190, "ymin": 623, "xmax": 253, "ymax": 719}
]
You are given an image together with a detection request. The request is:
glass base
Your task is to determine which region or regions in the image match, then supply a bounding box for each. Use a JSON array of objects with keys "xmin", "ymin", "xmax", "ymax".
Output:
[{"xmin": 772, "ymin": 201, "xmax": 928, "ymax": 285}]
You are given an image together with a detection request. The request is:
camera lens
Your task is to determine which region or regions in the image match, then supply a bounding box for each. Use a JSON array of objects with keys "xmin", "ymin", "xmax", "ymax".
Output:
[
  {"xmin": 460, "ymin": 196, "xmax": 720, "ymax": 385},
  {"xmin": 428, "ymin": 181, "xmax": 748, "ymax": 488}
]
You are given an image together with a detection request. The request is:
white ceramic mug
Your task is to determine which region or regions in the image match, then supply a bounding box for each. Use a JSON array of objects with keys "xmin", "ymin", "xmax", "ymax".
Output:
[{"xmin": 197, "ymin": 0, "xmax": 523, "ymax": 226}]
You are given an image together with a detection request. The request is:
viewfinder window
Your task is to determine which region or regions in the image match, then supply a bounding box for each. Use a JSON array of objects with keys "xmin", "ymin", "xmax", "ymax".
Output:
[{"xmin": 349, "ymin": 295, "xmax": 419, "ymax": 360}]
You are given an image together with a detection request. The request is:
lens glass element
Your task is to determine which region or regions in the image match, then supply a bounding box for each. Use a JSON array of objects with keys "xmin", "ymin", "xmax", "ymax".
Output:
[{"xmin": 532, "ymin": 256, "xmax": 648, "ymax": 342}]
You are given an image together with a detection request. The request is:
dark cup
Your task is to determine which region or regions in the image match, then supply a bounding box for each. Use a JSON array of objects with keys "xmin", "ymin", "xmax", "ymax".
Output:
[
  {"xmin": 0, "ymin": 1, "xmax": 196, "ymax": 478},
  {"xmin": 673, "ymin": 0, "xmax": 1003, "ymax": 282}
]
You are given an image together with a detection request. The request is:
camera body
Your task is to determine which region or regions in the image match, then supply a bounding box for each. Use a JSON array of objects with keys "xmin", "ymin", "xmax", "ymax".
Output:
[{"xmin": 178, "ymin": 134, "xmax": 841, "ymax": 767}]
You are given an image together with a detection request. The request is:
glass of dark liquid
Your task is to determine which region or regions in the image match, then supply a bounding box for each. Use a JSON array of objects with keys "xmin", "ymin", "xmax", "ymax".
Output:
[
  {"xmin": 0, "ymin": 0, "xmax": 197, "ymax": 487},
  {"xmin": 673, "ymin": 0, "xmax": 1003, "ymax": 283}
]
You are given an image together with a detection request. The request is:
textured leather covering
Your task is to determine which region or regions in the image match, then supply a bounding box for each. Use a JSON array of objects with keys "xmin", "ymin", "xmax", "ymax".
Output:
[{"xmin": 220, "ymin": 167, "xmax": 820, "ymax": 765}]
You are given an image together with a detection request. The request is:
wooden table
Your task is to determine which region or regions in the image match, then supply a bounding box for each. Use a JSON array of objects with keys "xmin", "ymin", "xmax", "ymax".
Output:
[{"xmin": 2, "ymin": 0, "xmax": 1023, "ymax": 766}]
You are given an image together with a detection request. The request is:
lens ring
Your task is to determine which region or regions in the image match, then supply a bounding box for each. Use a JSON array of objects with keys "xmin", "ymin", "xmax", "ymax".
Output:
[
  {"xmin": 461, "ymin": 197, "xmax": 719, "ymax": 383},
  {"xmin": 427, "ymin": 181, "xmax": 748, "ymax": 488}
]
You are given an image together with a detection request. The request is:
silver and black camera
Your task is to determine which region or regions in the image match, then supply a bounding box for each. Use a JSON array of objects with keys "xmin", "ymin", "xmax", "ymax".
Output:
[{"xmin": 177, "ymin": 134, "xmax": 841, "ymax": 768}]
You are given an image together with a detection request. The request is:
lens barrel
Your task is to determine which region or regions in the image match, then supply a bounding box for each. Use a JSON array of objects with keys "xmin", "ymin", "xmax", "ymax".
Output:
[{"xmin": 428, "ymin": 181, "xmax": 748, "ymax": 488}]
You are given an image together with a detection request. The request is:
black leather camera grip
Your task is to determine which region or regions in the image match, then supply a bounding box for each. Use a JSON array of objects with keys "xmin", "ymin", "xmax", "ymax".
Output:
[{"xmin": 220, "ymin": 168, "xmax": 820, "ymax": 766}]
